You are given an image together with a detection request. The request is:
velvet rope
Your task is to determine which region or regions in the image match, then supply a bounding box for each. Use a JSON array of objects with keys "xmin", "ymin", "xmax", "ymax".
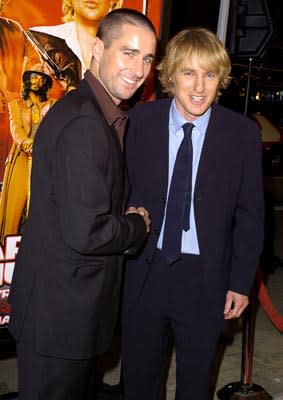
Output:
[{"xmin": 256, "ymin": 268, "xmax": 283, "ymax": 333}]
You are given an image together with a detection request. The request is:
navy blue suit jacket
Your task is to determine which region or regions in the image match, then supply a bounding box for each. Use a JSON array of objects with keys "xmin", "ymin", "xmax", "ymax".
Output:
[{"xmin": 123, "ymin": 98, "xmax": 264, "ymax": 315}]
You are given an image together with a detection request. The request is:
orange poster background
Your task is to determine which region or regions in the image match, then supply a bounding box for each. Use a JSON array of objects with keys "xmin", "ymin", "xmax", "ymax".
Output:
[{"xmin": 2, "ymin": 0, "xmax": 161, "ymax": 34}]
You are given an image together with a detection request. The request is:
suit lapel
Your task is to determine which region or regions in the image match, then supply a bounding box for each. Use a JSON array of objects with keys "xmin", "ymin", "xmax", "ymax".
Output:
[
  {"xmin": 194, "ymin": 104, "xmax": 221, "ymax": 193},
  {"xmin": 110, "ymin": 123, "xmax": 128, "ymax": 211},
  {"xmin": 153, "ymin": 100, "xmax": 171, "ymax": 200}
]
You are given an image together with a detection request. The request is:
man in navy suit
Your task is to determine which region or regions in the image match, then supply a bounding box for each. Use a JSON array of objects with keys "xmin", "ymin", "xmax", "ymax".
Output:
[{"xmin": 122, "ymin": 27, "xmax": 264, "ymax": 400}]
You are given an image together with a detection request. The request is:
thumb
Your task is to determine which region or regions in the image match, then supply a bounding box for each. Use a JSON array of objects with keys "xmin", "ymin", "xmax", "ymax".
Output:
[{"xmin": 224, "ymin": 292, "xmax": 233, "ymax": 314}]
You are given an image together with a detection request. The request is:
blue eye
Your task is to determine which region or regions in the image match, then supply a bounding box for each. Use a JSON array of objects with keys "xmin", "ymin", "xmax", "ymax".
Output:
[{"xmin": 206, "ymin": 72, "xmax": 217, "ymax": 78}]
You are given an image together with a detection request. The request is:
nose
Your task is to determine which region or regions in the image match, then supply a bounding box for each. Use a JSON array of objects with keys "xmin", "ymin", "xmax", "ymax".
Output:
[
  {"xmin": 194, "ymin": 75, "xmax": 205, "ymax": 93},
  {"xmin": 133, "ymin": 57, "xmax": 144, "ymax": 79}
]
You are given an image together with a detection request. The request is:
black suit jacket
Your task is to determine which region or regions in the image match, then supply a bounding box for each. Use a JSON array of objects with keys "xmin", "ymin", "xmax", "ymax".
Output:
[
  {"xmin": 123, "ymin": 98, "xmax": 264, "ymax": 315},
  {"xmin": 8, "ymin": 79, "xmax": 147, "ymax": 359}
]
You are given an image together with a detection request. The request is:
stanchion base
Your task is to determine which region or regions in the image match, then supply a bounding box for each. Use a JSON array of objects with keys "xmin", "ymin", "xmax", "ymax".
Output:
[{"xmin": 217, "ymin": 382, "xmax": 273, "ymax": 399}]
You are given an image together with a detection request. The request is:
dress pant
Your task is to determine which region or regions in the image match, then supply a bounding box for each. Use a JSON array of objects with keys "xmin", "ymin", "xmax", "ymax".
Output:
[
  {"xmin": 122, "ymin": 251, "xmax": 223, "ymax": 400},
  {"xmin": 16, "ymin": 294, "xmax": 97, "ymax": 400}
]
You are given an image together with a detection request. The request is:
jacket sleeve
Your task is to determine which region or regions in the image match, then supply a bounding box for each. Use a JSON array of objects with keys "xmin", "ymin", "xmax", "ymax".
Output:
[
  {"xmin": 229, "ymin": 124, "xmax": 265, "ymax": 295},
  {"xmin": 54, "ymin": 115, "xmax": 147, "ymax": 255}
]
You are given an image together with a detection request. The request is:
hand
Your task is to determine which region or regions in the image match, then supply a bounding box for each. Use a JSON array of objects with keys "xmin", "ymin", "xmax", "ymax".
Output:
[
  {"xmin": 20, "ymin": 138, "xmax": 33, "ymax": 154},
  {"xmin": 126, "ymin": 206, "xmax": 151, "ymax": 233},
  {"xmin": 224, "ymin": 290, "xmax": 249, "ymax": 320}
]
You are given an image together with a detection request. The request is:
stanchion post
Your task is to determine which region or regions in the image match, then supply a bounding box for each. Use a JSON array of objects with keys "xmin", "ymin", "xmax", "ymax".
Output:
[
  {"xmin": 240, "ymin": 285, "xmax": 257, "ymax": 388},
  {"xmin": 217, "ymin": 273, "xmax": 273, "ymax": 399}
]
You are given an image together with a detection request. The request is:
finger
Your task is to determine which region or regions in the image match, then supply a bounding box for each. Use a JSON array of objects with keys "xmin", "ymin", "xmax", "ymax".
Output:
[
  {"xmin": 125, "ymin": 206, "xmax": 137, "ymax": 214},
  {"xmin": 235, "ymin": 302, "xmax": 248, "ymax": 318},
  {"xmin": 225, "ymin": 302, "xmax": 247, "ymax": 319},
  {"xmin": 224, "ymin": 308, "xmax": 237, "ymax": 319},
  {"xmin": 137, "ymin": 207, "xmax": 149, "ymax": 217},
  {"xmin": 144, "ymin": 217, "xmax": 151, "ymax": 232},
  {"xmin": 224, "ymin": 295, "xmax": 233, "ymax": 315}
]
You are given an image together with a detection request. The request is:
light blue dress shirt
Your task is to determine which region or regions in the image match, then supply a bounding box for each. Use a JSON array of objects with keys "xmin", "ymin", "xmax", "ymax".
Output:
[{"xmin": 157, "ymin": 99, "xmax": 210, "ymax": 255}]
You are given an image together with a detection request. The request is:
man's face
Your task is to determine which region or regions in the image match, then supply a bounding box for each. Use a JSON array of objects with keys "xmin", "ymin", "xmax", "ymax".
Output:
[
  {"xmin": 171, "ymin": 55, "xmax": 220, "ymax": 121},
  {"xmin": 94, "ymin": 23, "xmax": 156, "ymax": 104},
  {"xmin": 29, "ymin": 73, "xmax": 46, "ymax": 92},
  {"xmin": 73, "ymin": 0, "xmax": 113, "ymax": 22}
]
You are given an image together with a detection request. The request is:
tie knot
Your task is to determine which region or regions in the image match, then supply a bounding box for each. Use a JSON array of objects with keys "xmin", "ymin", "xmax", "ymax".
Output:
[{"xmin": 182, "ymin": 122, "xmax": 194, "ymax": 138}]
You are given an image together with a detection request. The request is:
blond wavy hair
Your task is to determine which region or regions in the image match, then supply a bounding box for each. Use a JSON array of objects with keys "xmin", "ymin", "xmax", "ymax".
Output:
[{"xmin": 158, "ymin": 27, "xmax": 231, "ymax": 98}]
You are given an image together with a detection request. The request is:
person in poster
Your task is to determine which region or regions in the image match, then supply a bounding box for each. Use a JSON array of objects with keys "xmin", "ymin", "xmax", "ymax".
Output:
[
  {"xmin": 8, "ymin": 8, "xmax": 156, "ymax": 399},
  {"xmin": 0, "ymin": 0, "xmax": 83, "ymax": 177},
  {"xmin": 0, "ymin": 65, "xmax": 56, "ymax": 245},
  {"xmin": 122, "ymin": 27, "xmax": 264, "ymax": 399},
  {"xmin": 32, "ymin": 0, "xmax": 124, "ymax": 75},
  {"xmin": 0, "ymin": 13, "xmax": 43, "ymax": 177}
]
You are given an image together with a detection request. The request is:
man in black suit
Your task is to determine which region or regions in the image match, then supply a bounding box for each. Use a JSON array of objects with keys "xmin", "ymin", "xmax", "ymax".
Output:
[
  {"xmin": 122, "ymin": 27, "xmax": 264, "ymax": 400},
  {"xmin": 8, "ymin": 8, "xmax": 156, "ymax": 400}
]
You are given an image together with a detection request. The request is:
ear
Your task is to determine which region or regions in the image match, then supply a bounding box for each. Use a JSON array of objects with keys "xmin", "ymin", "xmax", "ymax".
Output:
[
  {"xmin": 169, "ymin": 75, "xmax": 175, "ymax": 86},
  {"xmin": 91, "ymin": 37, "xmax": 104, "ymax": 62}
]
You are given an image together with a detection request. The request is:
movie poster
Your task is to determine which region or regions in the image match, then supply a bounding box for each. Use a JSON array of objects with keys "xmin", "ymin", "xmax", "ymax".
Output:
[{"xmin": 0, "ymin": 0, "xmax": 163, "ymax": 328}]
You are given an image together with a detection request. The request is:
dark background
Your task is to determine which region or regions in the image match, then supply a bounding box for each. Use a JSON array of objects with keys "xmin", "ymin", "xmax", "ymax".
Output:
[{"xmin": 167, "ymin": 0, "xmax": 283, "ymax": 68}]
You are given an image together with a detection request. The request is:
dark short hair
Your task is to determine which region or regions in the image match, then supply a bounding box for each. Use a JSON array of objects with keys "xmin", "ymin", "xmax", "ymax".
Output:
[{"xmin": 96, "ymin": 8, "xmax": 156, "ymax": 48}]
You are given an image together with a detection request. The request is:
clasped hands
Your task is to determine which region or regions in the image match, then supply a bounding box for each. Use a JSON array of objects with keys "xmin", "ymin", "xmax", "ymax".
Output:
[{"xmin": 126, "ymin": 206, "xmax": 151, "ymax": 233}]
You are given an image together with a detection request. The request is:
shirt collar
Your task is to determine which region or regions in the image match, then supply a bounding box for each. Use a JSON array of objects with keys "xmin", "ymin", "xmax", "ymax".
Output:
[
  {"xmin": 84, "ymin": 70, "xmax": 127, "ymax": 127},
  {"xmin": 170, "ymin": 98, "xmax": 211, "ymax": 136}
]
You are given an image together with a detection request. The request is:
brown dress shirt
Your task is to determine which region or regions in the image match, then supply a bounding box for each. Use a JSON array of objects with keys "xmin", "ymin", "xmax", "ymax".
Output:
[{"xmin": 84, "ymin": 70, "xmax": 128, "ymax": 149}]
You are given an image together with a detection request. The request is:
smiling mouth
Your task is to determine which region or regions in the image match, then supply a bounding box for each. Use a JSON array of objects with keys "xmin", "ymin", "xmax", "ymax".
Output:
[
  {"xmin": 121, "ymin": 77, "xmax": 140, "ymax": 86},
  {"xmin": 190, "ymin": 95, "xmax": 205, "ymax": 102},
  {"xmin": 84, "ymin": 1, "xmax": 99, "ymax": 7}
]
